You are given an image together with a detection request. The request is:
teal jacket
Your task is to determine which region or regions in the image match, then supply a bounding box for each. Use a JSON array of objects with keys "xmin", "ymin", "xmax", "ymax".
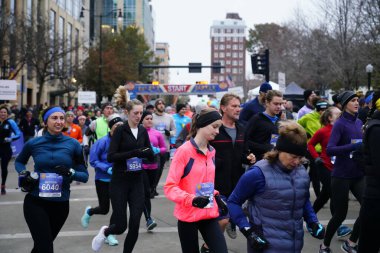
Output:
[{"xmin": 15, "ymin": 131, "xmax": 88, "ymax": 201}]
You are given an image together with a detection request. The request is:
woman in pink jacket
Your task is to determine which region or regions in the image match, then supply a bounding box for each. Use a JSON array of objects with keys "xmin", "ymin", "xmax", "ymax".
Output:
[
  {"xmin": 164, "ymin": 108, "xmax": 228, "ymax": 253},
  {"xmin": 140, "ymin": 111, "xmax": 166, "ymax": 230}
]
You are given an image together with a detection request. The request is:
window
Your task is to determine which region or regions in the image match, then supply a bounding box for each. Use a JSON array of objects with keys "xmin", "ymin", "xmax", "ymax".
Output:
[
  {"xmin": 214, "ymin": 37, "xmax": 219, "ymax": 42},
  {"xmin": 226, "ymin": 37, "xmax": 231, "ymax": 41},
  {"xmin": 214, "ymin": 52, "xmax": 219, "ymax": 58},
  {"xmin": 226, "ymin": 60, "xmax": 231, "ymax": 65},
  {"xmin": 67, "ymin": 23, "xmax": 72, "ymax": 76},
  {"xmin": 239, "ymin": 68, "xmax": 244, "ymax": 74},
  {"xmin": 220, "ymin": 44, "xmax": 225, "ymax": 50},
  {"xmin": 233, "ymin": 60, "xmax": 237, "ymax": 66},
  {"xmin": 57, "ymin": 0, "xmax": 65, "ymax": 10},
  {"xmin": 75, "ymin": 28, "xmax": 79, "ymax": 66},
  {"xmin": 233, "ymin": 68, "xmax": 237, "ymax": 74},
  {"xmin": 232, "ymin": 52, "xmax": 238, "ymax": 58},
  {"xmin": 219, "ymin": 76, "xmax": 224, "ymax": 82},
  {"xmin": 233, "ymin": 37, "xmax": 238, "ymax": 42},
  {"xmin": 232, "ymin": 44, "xmax": 238, "ymax": 50},
  {"xmin": 220, "ymin": 52, "xmax": 225, "ymax": 58},
  {"xmin": 239, "ymin": 60, "xmax": 243, "ymax": 66},
  {"xmin": 221, "ymin": 68, "xmax": 225, "ymax": 74},
  {"xmin": 226, "ymin": 52, "xmax": 231, "ymax": 57},
  {"xmin": 226, "ymin": 44, "xmax": 231, "ymax": 49},
  {"xmin": 226, "ymin": 68, "xmax": 231, "ymax": 73},
  {"xmin": 239, "ymin": 44, "xmax": 244, "ymax": 50},
  {"xmin": 239, "ymin": 52, "xmax": 243, "ymax": 58},
  {"xmin": 239, "ymin": 37, "xmax": 244, "ymax": 42},
  {"xmin": 214, "ymin": 44, "xmax": 218, "ymax": 50},
  {"xmin": 220, "ymin": 37, "xmax": 225, "ymax": 42},
  {"xmin": 220, "ymin": 60, "xmax": 225, "ymax": 65},
  {"xmin": 27, "ymin": 0, "xmax": 33, "ymax": 18}
]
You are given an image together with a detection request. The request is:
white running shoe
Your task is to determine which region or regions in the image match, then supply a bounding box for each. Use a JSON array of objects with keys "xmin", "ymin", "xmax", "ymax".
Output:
[{"xmin": 92, "ymin": 226, "xmax": 107, "ymax": 252}]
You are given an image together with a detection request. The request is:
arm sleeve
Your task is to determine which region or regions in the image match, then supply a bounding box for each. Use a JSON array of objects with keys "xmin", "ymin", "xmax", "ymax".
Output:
[
  {"xmin": 157, "ymin": 132, "xmax": 167, "ymax": 154},
  {"xmin": 72, "ymin": 141, "xmax": 89, "ymax": 183},
  {"xmin": 89, "ymin": 140, "xmax": 111, "ymax": 172},
  {"xmin": 15, "ymin": 141, "xmax": 32, "ymax": 173},
  {"xmin": 164, "ymin": 148, "xmax": 194, "ymax": 207},
  {"xmin": 308, "ymin": 129, "xmax": 322, "ymax": 159},
  {"xmin": 9, "ymin": 119, "xmax": 21, "ymax": 141},
  {"xmin": 175, "ymin": 127, "xmax": 188, "ymax": 148},
  {"xmin": 368, "ymin": 126, "xmax": 380, "ymax": 166},
  {"xmin": 326, "ymin": 123, "xmax": 355, "ymax": 156},
  {"xmin": 143, "ymin": 130, "xmax": 154, "ymax": 162},
  {"xmin": 303, "ymin": 198, "xmax": 318, "ymax": 224},
  {"xmin": 227, "ymin": 167, "xmax": 266, "ymax": 229}
]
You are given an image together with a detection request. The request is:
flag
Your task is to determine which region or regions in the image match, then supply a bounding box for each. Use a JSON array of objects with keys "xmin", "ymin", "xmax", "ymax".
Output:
[{"xmin": 226, "ymin": 74, "xmax": 235, "ymax": 87}]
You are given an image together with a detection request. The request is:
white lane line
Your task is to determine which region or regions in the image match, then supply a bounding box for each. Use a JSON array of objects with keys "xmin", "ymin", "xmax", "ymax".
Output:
[
  {"xmin": 0, "ymin": 227, "xmax": 179, "ymax": 239},
  {"xmin": 0, "ymin": 195, "xmax": 166, "ymax": 206},
  {"xmin": 0, "ymin": 220, "xmax": 356, "ymax": 240}
]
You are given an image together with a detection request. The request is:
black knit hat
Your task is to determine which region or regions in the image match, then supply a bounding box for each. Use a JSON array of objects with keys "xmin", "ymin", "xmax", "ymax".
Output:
[
  {"xmin": 176, "ymin": 104, "xmax": 186, "ymax": 113},
  {"xmin": 338, "ymin": 91, "xmax": 358, "ymax": 109},
  {"xmin": 107, "ymin": 114, "xmax": 123, "ymax": 129},
  {"xmin": 303, "ymin": 89, "xmax": 314, "ymax": 101},
  {"xmin": 140, "ymin": 110, "xmax": 153, "ymax": 124},
  {"xmin": 101, "ymin": 102, "xmax": 113, "ymax": 111}
]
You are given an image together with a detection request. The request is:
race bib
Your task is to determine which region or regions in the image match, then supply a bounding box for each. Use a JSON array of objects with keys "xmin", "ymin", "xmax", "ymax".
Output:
[
  {"xmin": 126, "ymin": 157, "xmax": 142, "ymax": 172},
  {"xmin": 39, "ymin": 173, "xmax": 63, "ymax": 197},
  {"xmin": 270, "ymin": 134, "xmax": 279, "ymax": 146},
  {"xmin": 195, "ymin": 182, "xmax": 214, "ymax": 208},
  {"xmin": 156, "ymin": 123, "xmax": 165, "ymax": 133}
]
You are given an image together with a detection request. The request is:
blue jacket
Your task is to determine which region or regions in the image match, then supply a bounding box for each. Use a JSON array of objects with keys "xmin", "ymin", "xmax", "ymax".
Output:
[
  {"xmin": 239, "ymin": 97, "xmax": 265, "ymax": 126},
  {"xmin": 327, "ymin": 111, "xmax": 364, "ymax": 178},
  {"xmin": 15, "ymin": 132, "xmax": 88, "ymax": 201},
  {"xmin": 89, "ymin": 133, "xmax": 112, "ymax": 181},
  {"xmin": 0, "ymin": 118, "xmax": 21, "ymax": 144},
  {"xmin": 228, "ymin": 159, "xmax": 317, "ymax": 253}
]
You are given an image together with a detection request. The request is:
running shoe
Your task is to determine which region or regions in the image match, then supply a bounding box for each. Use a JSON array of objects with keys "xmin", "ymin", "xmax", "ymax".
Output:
[
  {"xmin": 341, "ymin": 240, "xmax": 358, "ymax": 253},
  {"xmin": 200, "ymin": 243, "xmax": 211, "ymax": 253},
  {"xmin": 1, "ymin": 185, "xmax": 6, "ymax": 195},
  {"xmin": 319, "ymin": 244, "xmax": 332, "ymax": 253},
  {"xmin": 104, "ymin": 234, "xmax": 118, "ymax": 246},
  {"xmin": 92, "ymin": 226, "xmax": 107, "ymax": 252},
  {"xmin": 146, "ymin": 218, "xmax": 157, "ymax": 231},
  {"xmin": 336, "ymin": 225, "xmax": 352, "ymax": 238},
  {"xmin": 226, "ymin": 222, "xmax": 237, "ymax": 239},
  {"xmin": 81, "ymin": 206, "xmax": 91, "ymax": 228}
]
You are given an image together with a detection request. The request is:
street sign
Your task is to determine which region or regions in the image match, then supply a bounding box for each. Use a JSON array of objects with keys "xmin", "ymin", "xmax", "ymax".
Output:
[
  {"xmin": 189, "ymin": 63, "xmax": 202, "ymax": 73},
  {"xmin": 125, "ymin": 83, "xmax": 228, "ymax": 95},
  {"xmin": 0, "ymin": 80, "xmax": 17, "ymax": 100},
  {"xmin": 78, "ymin": 91, "xmax": 96, "ymax": 104}
]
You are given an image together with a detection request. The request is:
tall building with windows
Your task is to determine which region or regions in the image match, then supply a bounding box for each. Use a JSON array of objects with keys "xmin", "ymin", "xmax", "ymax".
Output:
[
  {"xmin": 210, "ymin": 13, "xmax": 246, "ymax": 87},
  {"xmin": 0, "ymin": 0, "xmax": 86, "ymax": 106},
  {"xmin": 90, "ymin": 0, "xmax": 155, "ymax": 49},
  {"xmin": 154, "ymin": 42, "xmax": 170, "ymax": 84}
]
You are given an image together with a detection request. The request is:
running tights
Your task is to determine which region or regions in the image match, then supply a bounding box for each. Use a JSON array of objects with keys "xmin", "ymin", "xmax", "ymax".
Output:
[
  {"xmin": 0, "ymin": 145, "xmax": 12, "ymax": 186},
  {"xmin": 88, "ymin": 180, "xmax": 110, "ymax": 216},
  {"xmin": 23, "ymin": 194, "xmax": 69, "ymax": 253},
  {"xmin": 323, "ymin": 177, "xmax": 364, "ymax": 247},
  {"xmin": 177, "ymin": 219, "xmax": 228, "ymax": 253}
]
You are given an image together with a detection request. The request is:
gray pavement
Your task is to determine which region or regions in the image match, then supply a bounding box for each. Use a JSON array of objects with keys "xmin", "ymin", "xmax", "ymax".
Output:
[{"xmin": 0, "ymin": 158, "xmax": 361, "ymax": 253}]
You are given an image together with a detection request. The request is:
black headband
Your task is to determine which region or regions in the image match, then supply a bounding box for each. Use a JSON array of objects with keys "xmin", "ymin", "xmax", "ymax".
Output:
[
  {"xmin": 276, "ymin": 136, "xmax": 307, "ymax": 157},
  {"xmin": 108, "ymin": 117, "xmax": 123, "ymax": 129},
  {"xmin": 196, "ymin": 111, "xmax": 222, "ymax": 128}
]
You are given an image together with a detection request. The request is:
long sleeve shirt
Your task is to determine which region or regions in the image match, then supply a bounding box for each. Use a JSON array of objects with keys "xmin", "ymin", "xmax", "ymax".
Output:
[
  {"xmin": 228, "ymin": 165, "xmax": 317, "ymax": 229},
  {"xmin": 15, "ymin": 131, "xmax": 88, "ymax": 201},
  {"xmin": 143, "ymin": 127, "xmax": 167, "ymax": 170},
  {"xmin": 89, "ymin": 134, "xmax": 112, "ymax": 181},
  {"xmin": 327, "ymin": 111, "xmax": 364, "ymax": 178},
  {"xmin": 308, "ymin": 124, "xmax": 333, "ymax": 171}
]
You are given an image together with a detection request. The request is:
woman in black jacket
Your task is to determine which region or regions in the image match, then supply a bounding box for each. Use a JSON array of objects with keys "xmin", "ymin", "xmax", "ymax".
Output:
[
  {"xmin": 91, "ymin": 88, "xmax": 154, "ymax": 253},
  {"xmin": 358, "ymin": 90, "xmax": 380, "ymax": 253}
]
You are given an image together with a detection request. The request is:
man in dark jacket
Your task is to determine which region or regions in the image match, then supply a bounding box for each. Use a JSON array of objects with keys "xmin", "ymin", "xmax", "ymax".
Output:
[
  {"xmin": 245, "ymin": 90, "xmax": 283, "ymax": 161},
  {"xmin": 18, "ymin": 109, "xmax": 40, "ymax": 143},
  {"xmin": 239, "ymin": 82, "xmax": 272, "ymax": 125}
]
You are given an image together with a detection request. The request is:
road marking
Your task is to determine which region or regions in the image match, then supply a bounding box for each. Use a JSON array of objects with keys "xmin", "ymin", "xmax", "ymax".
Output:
[
  {"xmin": 0, "ymin": 220, "xmax": 356, "ymax": 240},
  {"xmin": 0, "ymin": 227, "xmax": 178, "ymax": 239},
  {"xmin": 0, "ymin": 195, "xmax": 167, "ymax": 206}
]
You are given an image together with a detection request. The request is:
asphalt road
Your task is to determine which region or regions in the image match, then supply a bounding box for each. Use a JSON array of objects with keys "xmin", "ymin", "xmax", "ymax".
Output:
[{"xmin": 0, "ymin": 158, "xmax": 361, "ymax": 253}]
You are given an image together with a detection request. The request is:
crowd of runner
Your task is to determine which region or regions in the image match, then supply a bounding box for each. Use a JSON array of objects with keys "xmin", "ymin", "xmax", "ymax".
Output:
[{"xmin": 1, "ymin": 82, "xmax": 380, "ymax": 253}]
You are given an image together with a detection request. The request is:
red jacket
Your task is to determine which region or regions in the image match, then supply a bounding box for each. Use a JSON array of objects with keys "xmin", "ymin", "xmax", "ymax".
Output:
[
  {"xmin": 308, "ymin": 124, "xmax": 333, "ymax": 171},
  {"xmin": 63, "ymin": 123, "xmax": 83, "ymax": 143},
  {"xmin": 164, "ymin": 138, "xmax": 219, "ymax": 222}
]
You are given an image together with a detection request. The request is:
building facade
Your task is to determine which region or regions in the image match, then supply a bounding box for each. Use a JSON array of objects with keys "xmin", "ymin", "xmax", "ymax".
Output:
[
  {"xmin": 210, "ymin": 13, "xmax": 246, "ymax": 87},
  {"xmin": 154, "ymin": 42, "xmax": 170, "ymax": 84},
  {"xmin": 0, "ymin": 0, "xmax": 86, "ymax": 106},
  {"xmin": 90, "ymin": 0, "xmax": 155, "ymax": 49}
]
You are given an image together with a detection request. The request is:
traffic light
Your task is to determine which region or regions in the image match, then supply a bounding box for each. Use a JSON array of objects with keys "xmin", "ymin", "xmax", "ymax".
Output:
[
  {"xmin": 251, "ymin": 49, "xmax": 269, "ymax": 81},
  {"xmin": 212, "ymin": 62, "xmax": 222, "ymax": 74},
  {"xmin": 189, "ymin": 63, "xmax": 202, "ymax": 73}
]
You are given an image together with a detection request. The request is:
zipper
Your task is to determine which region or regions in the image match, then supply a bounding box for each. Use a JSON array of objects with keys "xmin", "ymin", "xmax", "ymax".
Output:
[{"xmin": 290, "ymin": 175, "xmax": 296, "ymax": 252}]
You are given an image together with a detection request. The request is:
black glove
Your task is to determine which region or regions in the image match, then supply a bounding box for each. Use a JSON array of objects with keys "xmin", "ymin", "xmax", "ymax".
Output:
[
  {"xmin": 54, "ymin": 165, "xmax": 74, "ymax": 177},
  {"xmin": 314, "ymin": 157, "xmax": 324, "ymax": 166},
  {"xmin": 19, "ymin": 170, "xmax": 39, "ymax": 192},
  {"xmin": 192, "ymin": 196, "xmax": 210, "ymax": 208},
  {"xmin": 164, "ymin": 129, "xmax": 171, "ymax": 137},
  {"xmin": 134, "ymin": 147, "xmax": 152, "ymax": 158},
  {"xmin": 307, "ymin": 222, "xmax": 325, "ymax": 240},
  {"xmin": 240, "ymin": 227, "xmax": 269, "ymax": 250},
  {"xmin": 215, "ymin": 194, "xmax": 228, "ymax": 216}
]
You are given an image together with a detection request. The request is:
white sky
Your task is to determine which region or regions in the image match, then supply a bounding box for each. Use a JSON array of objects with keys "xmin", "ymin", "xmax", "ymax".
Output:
[{"xmin": 151, "ymin": 0, "xmax": 315, "ymax": 84}]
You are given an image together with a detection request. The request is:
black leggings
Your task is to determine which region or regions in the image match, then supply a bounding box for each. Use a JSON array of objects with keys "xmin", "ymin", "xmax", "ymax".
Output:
[
  {"xmin": 0, "ymin": 145, "xmax": 12, "ymax": 186},
  {"xmin": 23, "ymin": 194, "xmax": 69, "ymax": 253},
  {"xmin": 306, "ymin": 152, "xmax": 321, "ymax": 197},
  {"xmin": 105, "ymin": 173, "xmax": 144, "ymax": 253},
  {"xmin": 88, "ymin": 180, "xmax": 110, "ymax": 216},
  {"xmin": 153, "ymin": 152, "xmax": 167, "ymax": 190},
  {"xmin": 142, "ymin": 170, "xmax": 151, "ymax": 220},
  {"xmin": 323, "ymin": 177, "xmax": 364, "ymax": 246},
  {"xmin": 313, "ymin": 164, "xmax": 332, "ymax": 213},
  {"xmin": 177, "ymin": 219, "xmax": 228, "ymax": 253}
]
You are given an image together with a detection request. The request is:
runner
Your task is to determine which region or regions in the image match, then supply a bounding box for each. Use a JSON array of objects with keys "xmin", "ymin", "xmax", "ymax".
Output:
[
  {"xmin": 63, "ymin": 111, "xmax": 83, "ymax": 143},
  {"xmin": 91, "ymin": 92, "xmax": 154, "ymax": 253},
  {"xmin": 320, "ymin": 91, "xmax": 364, "ymax": 253},
  {"xmin": 0, "ymin": 105, "xmax": 21, "ymax": 195},
  {"xmin": 81, "ymin": 114, "xmax": 124, "ymax": 246},
  {"xmin": 164, "ymin": 108, "xmax": 228, "ymax": 253},
  {"xmin": 14, "ymin": 106, "xmax": 88, "ymax": 252},
  {"xmin": 228, "ymin": 120, "xmax": 325, "ymax": 253}
]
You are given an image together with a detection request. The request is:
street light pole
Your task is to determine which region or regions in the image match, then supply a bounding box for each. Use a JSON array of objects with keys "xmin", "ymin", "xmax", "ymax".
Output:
[{"xmin": 366, "ymin": 64, "xmax": 374, "ymax": 91}]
